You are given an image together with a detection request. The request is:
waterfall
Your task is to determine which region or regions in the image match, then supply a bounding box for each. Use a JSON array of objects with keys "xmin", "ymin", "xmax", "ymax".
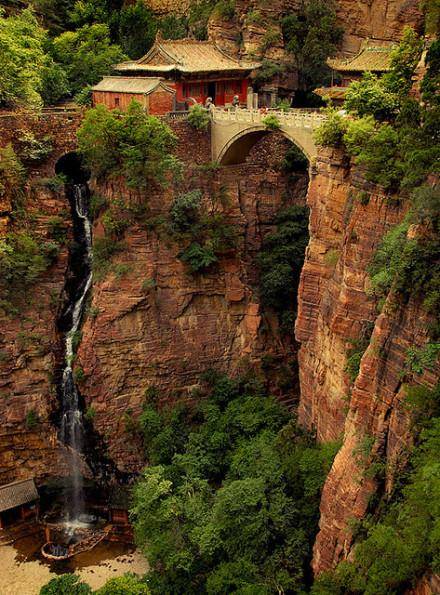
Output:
[{"xmin": 60, "ymin": 184, "xmax": 93, "ymax": 524}]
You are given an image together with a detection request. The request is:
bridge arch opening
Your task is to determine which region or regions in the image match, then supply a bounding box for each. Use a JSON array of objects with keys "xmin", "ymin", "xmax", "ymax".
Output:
[
  {"xmin": 55, "ymin": 152, "xmax": 90, "ymax": 184},
  {"xmin": 218, "ymin": 128, "xmax": 310, "ymax": 167}
]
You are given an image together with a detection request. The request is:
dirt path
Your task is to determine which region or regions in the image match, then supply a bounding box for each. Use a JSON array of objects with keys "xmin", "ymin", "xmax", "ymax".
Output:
[{"xmin": 0, "ymin": 540, "xmax": 148, "ymax": 595}]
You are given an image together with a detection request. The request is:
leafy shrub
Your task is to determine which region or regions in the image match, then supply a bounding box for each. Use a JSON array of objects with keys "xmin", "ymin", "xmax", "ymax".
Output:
[
  {"xmin": 84, "ymin": 406, "xmax": 96, "ymax": 422},
  {"xmin": 95, "ymin": 573, "xmax": 150, "ymax": 594},
  {"xmin": 179, "ymin": 242, "xmax": 218, "ymax": 272},
  {"xmin": 260, "ymin": 28, "xmax": 280, "ymax": 52},
  {"xmin": 132, "ymin": 373, "xmax": 340, "ymax": 593},
  {"xmin": 168, "ymin": 188, "xmax": 236, "ymax": 274},
  {"xmin": 213, "ymin": 0, "xmax": 235, "ymax": 20},
  {"xmin": 40, "ymin": 574, "xmax": 92, "ymax": 595},
  {"xmin": 352, "ymin": 124, "xmax": 402, "ymax": 191},
  {"xmin": 0, "ymin": 231, "xmax": 59, "ymax": 291},
  {"xmin": 187, "ymin": 104, "xmax": 211, "ymax": 131},
  {"xmin": 245, "ymin": 10, "xmax": 264, "ymax": 26},
  {"xmin": 262, "ymin": 114, "xmax": 281, "ymax": 130},
  {"xmin": 314, "ymin": 108, "xmax": 347, "ymax": 147},
  {"xmin": 343, "ymin": 116, "xmax": 376, "ymax": 156},
  {"xmin": 369, "ymin": 187, "xmax": 440, "ymax": 318},
  {"xmin": 17, "ymin": 130, "xmax": 53, "ymax": 162},
  {"xmin": 324, "ymin": 248, "xmax": 340, "ymax": 268},
  {"xmin": 42, "ymin": 174, "xmax": 67, "ymax": 192},
  {"xmin": 25, "ymin": 409, "xmax": 40, "ymax": 430},
  {"xmin": 93, "ymin": 236, "xmax": 125, "ymax": 278},
  {"xmin": 169, "ymin": 190, "xmax": 202, "ymax": 232},
  {"xmin": 282, "ymin": 144, "xmax": 309, "ymax": 173},
  {"xmin": 78, "ymin": 101, "xmax": 178, "ymax": 188},
  {"xmin": 344, "ymin": 72, "xmax": 399, "ymax": 120},
  {"xmin": 405, "ymin": 343, "xmax": 440, "ymax": 375}
]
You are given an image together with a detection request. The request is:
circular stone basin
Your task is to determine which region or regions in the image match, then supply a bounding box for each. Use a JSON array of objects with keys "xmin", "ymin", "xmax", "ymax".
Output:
[{"xmin": 41, "ymin": 542, "xmax": 70, "ymax": 561}]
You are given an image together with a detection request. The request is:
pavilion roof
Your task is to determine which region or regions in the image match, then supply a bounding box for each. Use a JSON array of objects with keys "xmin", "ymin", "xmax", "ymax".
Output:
[
  {"xmin": 328, "ymin": 40, "xmax": 395, "ymax": 73},
  {"xmin": 92, "ymin": 77, "xmax": 175, "ymax": 95},
  {"xmin": 115, "ymin": 35, "xmax": 260, "ymax": 75},
  {"xmin": 313, "ymin": 87, "xmax": 348, "ymax": 101},
  {"xmin": 0, "ymin": 478, "xmax": 38, "ymax": 513}
]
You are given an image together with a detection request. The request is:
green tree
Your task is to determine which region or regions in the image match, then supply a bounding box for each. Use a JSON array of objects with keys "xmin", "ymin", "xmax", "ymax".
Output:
[
  {"xmin": 313, "ymin": 412, "xmax": 440, "ymax": 594},
  {"xmin": 282, "ymin": 0, "xmax": 343, "ymax": 101},
  {"xmin": 32, "ymin": 0, "xmax": 76, "ymax": 34},
  {"xmin": 383, "ymin": 27, "xmax": 423, "ymax": 97},
  {"xmin": 344, "ymin": 72, "xmax": 399, "ymax": 120},
  {"xmin": 132, "ymin": 374, "xmax": 339, "ymax": 593},
  {"xmin": 0, "ymin": 8, "xmax": 47, "ymax": 108},
  {"xmin": 40, "ymin": 59, "xmax": 70, "ymax": 105},
  {"xmin": 51, "ymin": 23, "xmax": 126, "ymax": 95},
  {"xmin": 118, "ymin": 0, "xmax": 157, "ymax": 59},
  {"xmin": 95, "ymin": 574, "xmax": 150, "ymax": 595},
  {"xmin": 77, "ymin": 101, "xmax": 178, "ymax": 188}
]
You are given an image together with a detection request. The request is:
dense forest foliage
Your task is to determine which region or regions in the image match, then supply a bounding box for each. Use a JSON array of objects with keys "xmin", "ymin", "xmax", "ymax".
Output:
[{"xmin": 132, "ymin": 372, "xmax": 339, "ymax": 593}]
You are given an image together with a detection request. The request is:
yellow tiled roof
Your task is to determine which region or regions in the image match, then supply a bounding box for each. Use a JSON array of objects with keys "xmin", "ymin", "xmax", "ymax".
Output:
[
  {"xmin": 314, "ymin": 87, "xmax": 348, "ymax": 100},
  {"xmin": 328, "ymin": 41, "xmax": 395, "ymax": 73},
  {"xmin": 115, "ymin": 37, "xmax": 260, "ymax": 74},
  {"xmin": 92, "ymin": 77, "xmax": 175, "ymax": 94},
  {"xmin": 0, "ymin": 478, "xmax": 38, "ymax": 513}
]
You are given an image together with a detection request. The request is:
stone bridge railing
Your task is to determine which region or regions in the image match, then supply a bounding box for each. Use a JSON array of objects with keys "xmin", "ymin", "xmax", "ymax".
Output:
[
  {"xmin": 211, "ymin": 107, "xmax": 325, "ymax": 127},
  {"xmin": 210, "ymin": 107, "xmax": 326, "ymax": 164}
]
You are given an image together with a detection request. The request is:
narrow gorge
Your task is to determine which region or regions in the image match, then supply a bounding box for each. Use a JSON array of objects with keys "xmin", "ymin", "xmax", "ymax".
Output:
[{"xmin": 0, "ymin": 0, "xmax": 438, "ymax": 593}]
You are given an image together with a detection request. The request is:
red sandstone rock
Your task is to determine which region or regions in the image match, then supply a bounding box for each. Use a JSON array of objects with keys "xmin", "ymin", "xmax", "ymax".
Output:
[{"xmin": 296, "ymin": 148, "xmax": 439, "ymax": 576}]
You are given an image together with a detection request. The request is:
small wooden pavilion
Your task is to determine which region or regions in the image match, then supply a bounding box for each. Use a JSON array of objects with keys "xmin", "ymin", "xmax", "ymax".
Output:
[
  {"xmin": 0, "ymin": 478, "xmax": 39, "ymax": 529},
  {"xmin": 314, "ymin": 40, "xmax": 395, "ymax": 105},
  {"xmin": 112, "ymin": 33, "xmax": 260, "ymax": 110}
]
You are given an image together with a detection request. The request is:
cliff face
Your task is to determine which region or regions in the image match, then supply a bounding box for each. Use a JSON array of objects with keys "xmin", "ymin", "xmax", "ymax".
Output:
[
  {"xmin": 77, "ymin": 126, "xmax": 307, "ymax": 472},
  {"xmin": 0, "ymin": 112, "xmax": 83, "ymax": 485},
  {"xmin": 295, "ymin": 149, "xmax": 439, "ymax": 573},
  {"xmin": 336, "ymin": 0, "xmax": 424, "ymax": 54},
  {"xmin": 1, "ymin": 116, "xmax": 308, "ymax": 481}
]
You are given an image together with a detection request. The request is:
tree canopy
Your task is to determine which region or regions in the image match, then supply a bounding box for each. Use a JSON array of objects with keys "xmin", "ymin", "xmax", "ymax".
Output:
[
  {"xmin": 131, "ymin": 372, "xmax": 339, "ymax": 593},
  {"xmin": 77, "ymin": 101, "xmax": 179, "ymax": 188}
]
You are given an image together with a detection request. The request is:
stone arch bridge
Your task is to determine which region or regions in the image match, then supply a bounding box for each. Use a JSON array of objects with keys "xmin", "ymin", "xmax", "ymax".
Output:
[{"xmin": 210, "ymin": 107, "xmax": 326, "ymax": 165}]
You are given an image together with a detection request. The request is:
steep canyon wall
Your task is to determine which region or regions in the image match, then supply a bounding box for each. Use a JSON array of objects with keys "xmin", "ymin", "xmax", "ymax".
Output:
[
  {"xmin": 76, "ymin": 126, "xmax": 307, "ymax": 472},
  {"xmin": 0, "ymin": 116, "xmax": 307, "ymax": 481},
  {"xmin": 295, "ymin": 149, "xmax": 439, "ymax": 573}
]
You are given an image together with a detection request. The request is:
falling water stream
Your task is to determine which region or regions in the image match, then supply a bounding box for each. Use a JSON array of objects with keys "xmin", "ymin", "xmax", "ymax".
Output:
[{"xmin": 60, "ymin": 184, "xmax": 93, "ymax": 526}]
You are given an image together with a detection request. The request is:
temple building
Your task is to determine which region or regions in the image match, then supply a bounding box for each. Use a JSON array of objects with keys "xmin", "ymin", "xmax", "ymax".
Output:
[
  {"xmin": 92, "ymin": 77, "xmax": 176, "ymax": 113},
  {"xmin": 0, "ymin": 478, "xmax": 39, "ymax": 529},
  {"xmin": 92, "ymin": 33, "xmax": 260, "ymax": 113},
  {"xmin": 314, "ymin": 40, "xmax": 395, "ymax": 105}
]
